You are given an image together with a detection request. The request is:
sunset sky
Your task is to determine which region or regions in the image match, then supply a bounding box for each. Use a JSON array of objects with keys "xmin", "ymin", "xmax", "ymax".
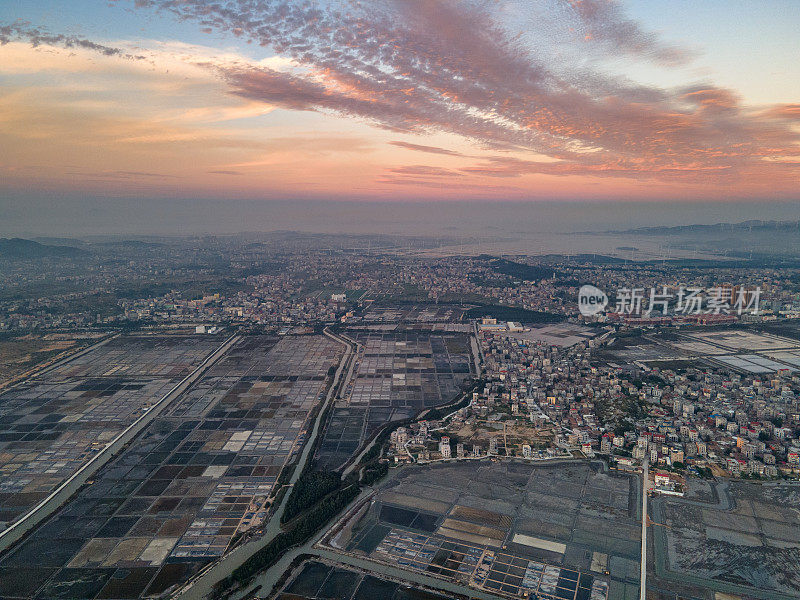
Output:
[{"xmin": 1, "ymin": 0, "xmax": 799, "ymax": 206}]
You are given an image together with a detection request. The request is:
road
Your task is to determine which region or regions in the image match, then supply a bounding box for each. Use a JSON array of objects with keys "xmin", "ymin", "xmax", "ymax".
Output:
[
  {"xmin": 470, "ymin": 322, "xmax": 483, "ymax": 376},
  {"xmin": 648, "ymin": 480, "xmax": 800, "ymax": 600},
  {"xmin": 640, "ymin": 459, "xmax": 648, "ymax": 600},
  {"xmin": 229, "ymin": 486, "xmax": 505, "ymax": 600},
  {"xmin": 335, "ymin": 333, "xmax": 376, "ymax": 479},
  {"xmin": 175, "ymin": 327, "xmax": 356, "ymax": 600},
  {"xmin": 235, "ymin": 459, "xmax": 603, "ymax": 600},
  {"xmin": 0, "ymin": 333, "xmax": 239, "ymax": 554}
]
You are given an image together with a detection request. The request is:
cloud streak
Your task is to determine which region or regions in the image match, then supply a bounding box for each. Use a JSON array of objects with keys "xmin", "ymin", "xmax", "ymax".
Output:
[
  {"xmin": 118, "ymin": 0, "xmax": 799, "ymax": 191},
  {"xmin": 559, "ymin": 0, "xmax": 693, "ymax": 66},
  {"xmin": 388, "ymin": 141, "xmax": 464, "ymax": 156},
  {"xmin": 0, "ymin": 21, "xmax": 145, "ymax": 60},
  {"xmin": 3, "ymin": 1, "xmax": 799, "ymax": 197}
]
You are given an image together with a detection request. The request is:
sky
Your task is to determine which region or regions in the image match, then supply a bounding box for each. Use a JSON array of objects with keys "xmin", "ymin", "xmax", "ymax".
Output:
[{"xmin": 1, "ymin": 0, "xmax": 799, "ymax": 232}]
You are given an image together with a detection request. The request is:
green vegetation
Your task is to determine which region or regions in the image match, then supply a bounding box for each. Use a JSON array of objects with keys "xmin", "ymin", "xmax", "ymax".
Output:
[
  {"xmin": 468, "ymin": 275, "xmax": 507, "ymax": 287},
  {"xmin": 424, "ymin": 395, "xmax": 470, "ymax": 420},
  {"xmin": 217, "ymin": 483, "xmax": 361, "ymax": 594},
  {"xmin": 355, "ymin": 429, "xmax": 394, "ymax": 487},
  {"xmin": 271, "ymin": 463, "xmax": 297, "ymax": 498},
  {"xmin": 693, "ymin": 465, "xmax": 714, "ymax": 479},
  {"xmin": 435, "ymin": 291, "xmax": 492, "ymax": 304},
  {"xmin": 361, "ymin": 428, "xmax": 394, "ymax": 464},
  {"xmin": 114, "ymin": 282, "xmax": 178, "ymax": 299},
  {"xmin": 464, "ymin": 304, "xmax": 563, "ymax": 324},
  {"xmin": 0, "ymin": 335, "xmax": 94, "ymax": 385},
  {"xmin": 627, "ymin": 373, "xmax": 665, "ymax": 387},
  {"xmin": 395, "ymin": 283, "xmax": 430, "ymax": 302},
  {"xmin": 488, "ymin": 258, "xmax": 555, "ymax": 281},
  {"xmin": 281, "ymin": 470, "xmax": 341, "ymax": 523},
  {"xmin": 596, "ymin": 394, "xmax": 644, "ymax": 435},
  {"xmin": 361, "ymin": 462, "xmax": 388, "ymax": 486},
  {"xmin": 552, "ymin": 278, "xmax": 584, "ymax": 288},
  {"xmin": 0, "ymin": 237, "xmax": 88, "ymax": 259}
]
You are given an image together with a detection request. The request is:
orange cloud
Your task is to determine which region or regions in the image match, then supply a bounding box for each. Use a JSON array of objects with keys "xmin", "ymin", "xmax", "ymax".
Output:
[{"xmin": 2, "ymin": 2, "xmax": 799, "ymax": 200}]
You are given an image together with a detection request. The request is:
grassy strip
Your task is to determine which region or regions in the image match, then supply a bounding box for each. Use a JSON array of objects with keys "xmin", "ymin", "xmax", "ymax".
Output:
[
  {"xmin": 361, "ymin": 461, "xmax": 388, "ymax": 486},
  {"xmin": 281, "ymin": 470, "xmax": 341, "ymax": 524},
  {"xmin": 423, "ymin": 377, "xmax": 483, "ymax": 421},
  {"xmin": 424, "ymin": 394, "xmax": 471, "ymax": 421},
  {"xmin": 216, "ymin": 484, "xmax": 361, "ymax": 594}
]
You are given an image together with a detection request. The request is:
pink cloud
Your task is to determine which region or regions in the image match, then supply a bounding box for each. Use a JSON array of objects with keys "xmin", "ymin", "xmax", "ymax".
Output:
[
  {"xmin": 560, "ymin": 0, "xmax": 693, "ymax": 66},
  {"xmin": 388, "ymin": 141, "xmax": 464, "ymax": 156},
  {"xmin": 8, "ymin": 1, "xmax": 800, "ymax": 194}
]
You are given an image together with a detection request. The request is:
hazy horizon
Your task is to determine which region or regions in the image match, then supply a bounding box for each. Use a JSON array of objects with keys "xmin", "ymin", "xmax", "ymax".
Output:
[{"xmin": 4, "ymin": 197, "xmax": 800, "ymax": 239}]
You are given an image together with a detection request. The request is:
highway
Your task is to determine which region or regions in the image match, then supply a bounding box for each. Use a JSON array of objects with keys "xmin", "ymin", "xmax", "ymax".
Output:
[
  {"xmin": 640, "ymin": 459, "xmax": 648, "ymax": 600},
  {"xmin": 470, "ymin": 321, "xmax": 483, "ymax": 376}
]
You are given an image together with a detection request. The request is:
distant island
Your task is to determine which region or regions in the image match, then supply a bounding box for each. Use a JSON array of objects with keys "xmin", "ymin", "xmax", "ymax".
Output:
[
  {"xmin": 606, "ymin": 220, "xmax": 800, "ymax": 235},
  {"xmin": 0, "ymin": 238, "xmax": 89, "ymax": 259}
]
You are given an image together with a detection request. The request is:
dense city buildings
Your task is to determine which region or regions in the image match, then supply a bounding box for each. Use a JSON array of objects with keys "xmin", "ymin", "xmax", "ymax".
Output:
[{"xmin": 1, "ymin": 233, "xmax": 799, "ymax": 600}]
